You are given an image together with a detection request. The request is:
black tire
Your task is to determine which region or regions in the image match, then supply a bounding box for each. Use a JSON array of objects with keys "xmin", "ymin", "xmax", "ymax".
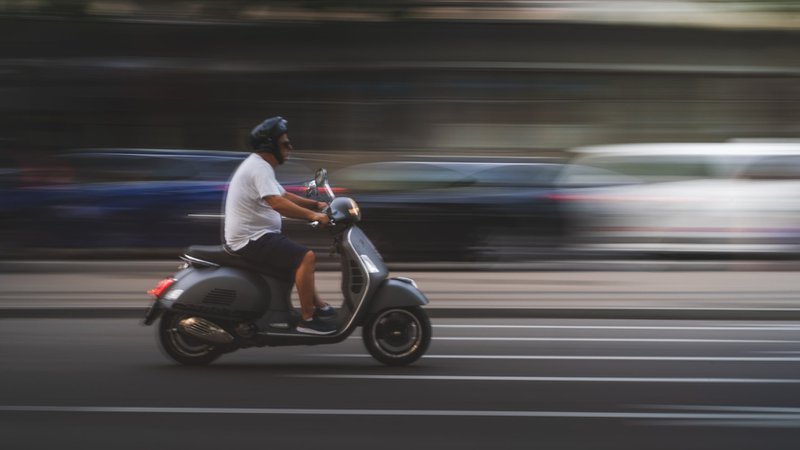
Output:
[
  {"xmin": 362, "ymin": 307, "xmax": 431, "ymax": 366},
  {"xmin": 157, "ymin": 312, "xmax": 224, "ymax": 366}
]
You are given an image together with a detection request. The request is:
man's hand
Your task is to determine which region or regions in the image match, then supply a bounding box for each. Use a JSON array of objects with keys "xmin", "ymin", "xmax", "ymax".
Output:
[
  {"xmin": 312, "ymin": 212, "xmax": 330, "ymax": 227},
  {"xmin": 316, "ymin": 201, "xmax": 329, "ymax": 212}
]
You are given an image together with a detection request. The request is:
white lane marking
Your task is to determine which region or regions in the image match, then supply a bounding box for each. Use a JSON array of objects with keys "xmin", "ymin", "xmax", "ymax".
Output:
[
  {"xmin": 433, "ymin": 337, "xmax": 800, "ymax": 343},
  {"xmin": 298, "ymin": 374, "xmax": 800, "ymax": 384},
  {"xmin": 186, "ymin": 214, "xmax": 224, "ymax": 219},
  {"xmin": 654, "ymin": 405, "xmax": 800, "ymax": 414},
  {"xmin": 314, "ymin": 354, "xmax": 800, "ymax": 362},
  {"xmin": 0, "ymin": 405, "xmax": 798, "ymax": 422},
  {"xmin": 435, "ymin": 325, "xmax": 800, "ymax": 331},
  {"xmin": 646, "ymin": 419, "xmax": 799, "ymax": 428}
]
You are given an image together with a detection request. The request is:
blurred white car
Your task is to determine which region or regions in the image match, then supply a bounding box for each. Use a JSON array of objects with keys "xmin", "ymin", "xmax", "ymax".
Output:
[{"xmin": 556, "ymin": 142, "xmax": 800, "ymax": 255}]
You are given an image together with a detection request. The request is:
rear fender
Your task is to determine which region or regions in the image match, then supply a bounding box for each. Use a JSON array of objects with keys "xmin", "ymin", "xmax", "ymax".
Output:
[
  {"xmin": 142, "ymin": 300, "xmax": 163, "ymax": 326},
  {"xmin": 159, "ymin": 266, "xmax": 273, "ymax": 321}
]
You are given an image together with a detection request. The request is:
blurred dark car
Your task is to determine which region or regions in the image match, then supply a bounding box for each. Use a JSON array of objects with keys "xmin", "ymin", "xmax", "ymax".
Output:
[
  {"xmin": 3, "ymin": 149, "xmax": 315, "ymax": 256},
  {"xmin": 334, "ymin": 160, "xmax": 567, "ymax": 262},
  {"xmin": 0, "ymin": 155, "xmax": 24, "ymax": 214}
]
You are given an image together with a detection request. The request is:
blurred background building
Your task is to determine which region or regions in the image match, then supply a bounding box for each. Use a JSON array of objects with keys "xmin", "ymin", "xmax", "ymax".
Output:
[
  {"xmin": 2, "ymin": 1, "xmax": 800, "ymax": 156},
  {"xmin": 2, "ymin": 1, "xmax": 800, "ymax": 260}
]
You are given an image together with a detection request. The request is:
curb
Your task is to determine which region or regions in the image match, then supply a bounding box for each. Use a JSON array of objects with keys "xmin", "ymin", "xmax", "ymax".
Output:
[{"xmin": 3, "ymin": 307, "xmax": 800, "ymax": 321}]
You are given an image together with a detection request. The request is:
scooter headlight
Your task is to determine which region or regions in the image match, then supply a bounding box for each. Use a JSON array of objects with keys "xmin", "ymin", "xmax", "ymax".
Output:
[{"xmin": 330, "ymin": 197, "xmax": 362, "ymax": 223}]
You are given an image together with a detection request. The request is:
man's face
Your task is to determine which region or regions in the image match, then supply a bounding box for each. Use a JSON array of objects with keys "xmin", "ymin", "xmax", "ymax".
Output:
[{"xmin": 277, "ymin": 134, "xmax": 292, "ymax": 163}]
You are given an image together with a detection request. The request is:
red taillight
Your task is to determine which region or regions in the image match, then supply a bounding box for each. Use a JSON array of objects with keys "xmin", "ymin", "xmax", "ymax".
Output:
[
  {"xmin": 284, "ymin": 186, "xmax": 305, "ymax": 195},
  {"xmin": 147, "ymin": 277, "xmax": 176, "ymax": 298}
]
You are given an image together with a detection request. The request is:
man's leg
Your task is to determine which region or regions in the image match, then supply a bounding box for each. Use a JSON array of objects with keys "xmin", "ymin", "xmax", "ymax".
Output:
[
  {"xmin": 295, "ymin": 250, "xmax": 319, "ymax": 321},
  {"xmin": 294, "ymin": 250, "xmax": 336, "ymax": 334}
]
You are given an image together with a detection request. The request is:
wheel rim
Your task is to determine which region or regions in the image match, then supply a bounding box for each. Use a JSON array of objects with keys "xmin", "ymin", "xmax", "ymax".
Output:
[
  {"xmin": 166, "ymin": 317, "xmax": 214, "ymax": 358},
  {"xmin": 370, "ymin": 309, "xmax": 423, "ymax": 359}
]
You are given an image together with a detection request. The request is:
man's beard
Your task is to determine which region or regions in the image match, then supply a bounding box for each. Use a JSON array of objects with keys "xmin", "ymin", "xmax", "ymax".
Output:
[{"xmin": 273, "ymin": 148, "xmax": 286, "ymax": 164}]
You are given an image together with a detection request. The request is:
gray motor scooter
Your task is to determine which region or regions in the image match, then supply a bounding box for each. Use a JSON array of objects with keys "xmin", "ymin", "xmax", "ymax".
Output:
[{"xmin": 143, "ymin": 169, "xmax": 431, "ymax": 366}]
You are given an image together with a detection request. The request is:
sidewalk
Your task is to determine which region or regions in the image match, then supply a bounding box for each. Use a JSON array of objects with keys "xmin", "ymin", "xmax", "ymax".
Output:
[{"xmin": 1, "ymin": 261, "xmax": 799, "ymax": 320}]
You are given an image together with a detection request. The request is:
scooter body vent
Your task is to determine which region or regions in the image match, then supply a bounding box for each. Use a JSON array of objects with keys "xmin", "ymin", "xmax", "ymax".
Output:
[{"xmin": 203, "ymin": 288, "xmax": 237, "ymax": 305}]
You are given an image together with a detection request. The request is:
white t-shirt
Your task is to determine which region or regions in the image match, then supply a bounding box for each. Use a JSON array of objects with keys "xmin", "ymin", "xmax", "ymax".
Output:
[{"xmin": 224, "ymin": 153, "xmax": 286, "ymax": 251}]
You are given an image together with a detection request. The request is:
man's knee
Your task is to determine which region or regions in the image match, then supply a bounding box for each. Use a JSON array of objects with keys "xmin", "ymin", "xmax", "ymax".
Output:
[{"xmin": 300, "ymin": 250, "xmax": 315, "ymax": 267}]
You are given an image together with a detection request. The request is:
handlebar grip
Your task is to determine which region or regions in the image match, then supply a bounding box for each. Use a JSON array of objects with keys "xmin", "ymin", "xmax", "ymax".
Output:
[{"xmin": 309, "ymin": 218, "xmax": 336, "ymax": 228}]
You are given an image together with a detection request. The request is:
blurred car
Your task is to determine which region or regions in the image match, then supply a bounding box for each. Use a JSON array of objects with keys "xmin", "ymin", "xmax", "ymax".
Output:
[
  {"xmin": 0, "ymin": 154, "xmax": 24, "ymax": 213},
  {"xmin": 4, "ymin": 149, "xmax": 316, "ymax": 256},
  {"xmin": 555, "ymin": 142, "xmax": 800, "ymax": 256},
  {"xmin": 334, "ymin": 160, "xmax": 567, "ymax": 261}
]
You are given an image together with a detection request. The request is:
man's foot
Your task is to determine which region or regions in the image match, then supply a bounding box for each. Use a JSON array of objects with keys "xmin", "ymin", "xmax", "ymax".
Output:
[
  {"xmin": 315, "ymin": 303, "xmax": 337, "ymax": 319},
  {"xmin": 296, "ymin": 316, "xmax": 336, "ymax": 335}
]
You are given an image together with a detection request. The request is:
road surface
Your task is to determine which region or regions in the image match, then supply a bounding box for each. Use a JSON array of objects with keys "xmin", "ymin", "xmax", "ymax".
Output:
[{"xmin": 1, "ymin": 317, "xmax": 799, "ymax": 449}]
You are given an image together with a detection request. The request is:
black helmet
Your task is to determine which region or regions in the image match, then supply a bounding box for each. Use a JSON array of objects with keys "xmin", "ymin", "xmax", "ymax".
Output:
[{"xmin": 250, "ymin": 116, "xmax": 288, "ymax": 162}]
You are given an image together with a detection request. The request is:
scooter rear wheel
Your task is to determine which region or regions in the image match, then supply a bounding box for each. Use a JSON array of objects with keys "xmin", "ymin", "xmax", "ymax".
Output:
[
  {"xmin": 363, "ymin": 306, "xmax": 431, "ymax": 366},
  {"xmin": 157, "ymin": 312, "xmax": 224, "ymax": 365}
]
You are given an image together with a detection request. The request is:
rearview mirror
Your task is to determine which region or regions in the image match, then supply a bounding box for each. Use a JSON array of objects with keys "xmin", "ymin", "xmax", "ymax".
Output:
[{"xmin": 314, "ymin": 168, "xmax": 328, "ymax": 186}]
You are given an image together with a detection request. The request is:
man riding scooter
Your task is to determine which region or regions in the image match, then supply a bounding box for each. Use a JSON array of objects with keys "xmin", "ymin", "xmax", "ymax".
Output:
[
  {"xmin": 224, "ymin": 116, "xmax": 336, "ymax": 335},
  {"xmin": 144, "ymin": 115, "xmax": 432, "ymax": 366}
]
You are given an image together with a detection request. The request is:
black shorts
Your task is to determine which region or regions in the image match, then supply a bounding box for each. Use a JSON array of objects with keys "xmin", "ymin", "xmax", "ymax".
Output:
[{"xmin": 235, "ymin": 233, "xmax": 310, "ymax": 280}]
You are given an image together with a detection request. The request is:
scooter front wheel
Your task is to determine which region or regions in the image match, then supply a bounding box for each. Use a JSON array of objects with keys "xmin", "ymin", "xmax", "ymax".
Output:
[
  {"xmin": 362, "ymin": 306, "xmax": 431, "ymax": 366},
  {"xmin": 157, "ymin": 312, "xmax": 224, "ymax": 365}
]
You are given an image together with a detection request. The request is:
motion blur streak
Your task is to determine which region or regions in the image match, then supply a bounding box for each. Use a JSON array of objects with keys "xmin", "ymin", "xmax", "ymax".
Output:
[
  {"xmin": 2, "ymin": 3, "xmax": 800, "ymax": 449},
  {"xmin": 2, "ymin": 2, "xmax": 800, "ymax": 262}
]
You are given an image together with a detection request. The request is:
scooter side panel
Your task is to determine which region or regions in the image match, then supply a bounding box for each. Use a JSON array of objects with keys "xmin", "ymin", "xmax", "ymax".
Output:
[
  {"xmin": 364, "ymin": 278, "xmax": 429, "ymax": 317},
  {"xmin": 160, "ymin": 266, "xmax": 271, "ymax": 321},
  {"xmin": 342, "ymin": 226, "xmax": 389, "ymax": 322}
]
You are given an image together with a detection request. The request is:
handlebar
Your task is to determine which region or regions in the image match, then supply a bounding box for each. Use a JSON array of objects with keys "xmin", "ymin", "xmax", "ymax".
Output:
[
  {"xmin": 309, "ymin": 217, "xmax": 335, "ymax": 229},
  {"xmin": 306, "ymin": 168, "xmax": 335, "ymax": 229}
]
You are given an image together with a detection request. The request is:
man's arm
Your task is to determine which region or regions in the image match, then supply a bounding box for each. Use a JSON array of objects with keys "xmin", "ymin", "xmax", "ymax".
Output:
[
  {"xmin": 283, "ymin": 191, "xmax": 326, "ymax": 211},
  {"xmin": 265, "ymin": 195, "xmax": 329, "ymax": 225}
]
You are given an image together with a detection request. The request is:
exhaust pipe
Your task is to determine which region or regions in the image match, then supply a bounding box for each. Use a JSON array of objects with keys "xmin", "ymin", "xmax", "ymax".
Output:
[{"xmin": 178, "ymin": 317, "xmax": 234, "ymax": 344}]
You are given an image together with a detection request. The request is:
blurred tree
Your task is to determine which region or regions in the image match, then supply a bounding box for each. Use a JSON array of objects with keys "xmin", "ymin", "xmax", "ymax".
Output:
[
  {"xmin": 706, "ymin": 0, "xmax": 800, "ymax": 9},
  {"xmin": 0, "ymin": 0, "xmax": 88, "ymax": 15},
  {"xmin": 2, "ymin": 0, "xmax": 800, "ymax": 22},
  {"xmin": 0, "ymin": 0, "xmax": 417, "ymax": 19}
]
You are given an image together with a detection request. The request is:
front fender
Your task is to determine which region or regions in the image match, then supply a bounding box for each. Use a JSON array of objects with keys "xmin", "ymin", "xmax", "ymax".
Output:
[{"xmin": 365, "ymin": 278, "xmax": 429, "ymax": 317}]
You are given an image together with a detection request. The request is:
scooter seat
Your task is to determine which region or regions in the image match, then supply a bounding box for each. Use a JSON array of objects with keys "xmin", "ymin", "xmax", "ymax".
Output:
[{"xmin": 183, "ymin": 245, "xmax": 291, "ymax": 280}]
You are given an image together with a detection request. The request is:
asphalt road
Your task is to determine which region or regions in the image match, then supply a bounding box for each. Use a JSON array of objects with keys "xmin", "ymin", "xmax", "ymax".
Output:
[{"xmin": 1, "ymin": 317, "xmax": 799, "ymax": 449}]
